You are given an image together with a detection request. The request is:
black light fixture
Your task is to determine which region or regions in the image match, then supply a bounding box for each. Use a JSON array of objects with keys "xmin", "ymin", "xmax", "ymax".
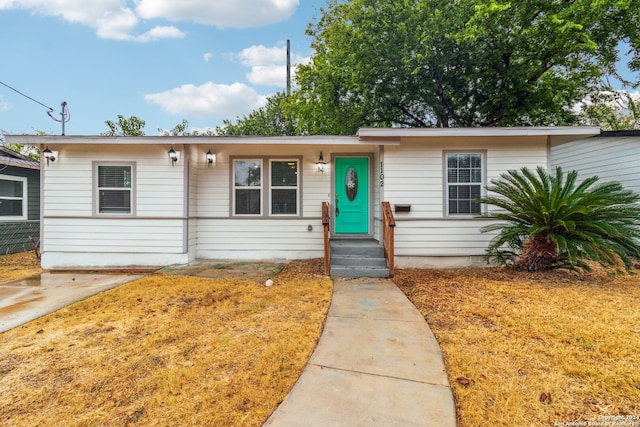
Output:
[
  {"xmin": 43, "ymin": 146, "xmax": 56, "ymax": 166},
  {"xmin": 206, "ymin": 149, "xmax": 216, "ymax": 166},
  {"xmin": 168, "ymin": 147, "xmax": 178, "ymax": 165},
  {"xmin": 316, "ymin": 152, "xmax": 327, "ymax": 173}
]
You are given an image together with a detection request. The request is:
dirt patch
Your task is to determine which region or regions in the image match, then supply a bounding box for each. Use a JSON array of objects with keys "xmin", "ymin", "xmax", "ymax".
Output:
[{"xmin": 160, "ymin": 258, "xmax": 326, "ymax": 283}]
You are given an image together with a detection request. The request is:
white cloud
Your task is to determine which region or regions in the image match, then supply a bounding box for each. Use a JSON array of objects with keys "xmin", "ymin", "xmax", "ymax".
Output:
[
  {"xmin": 144, "ymin": 82, "xmax": 267, "ymax": 118},
  {"xmin": 233, "ymin": 43, "xmax": 310, "ymax": 86},
  {"xmin": 0, "ymin": 0, "xmax": 295, "ymax": 41},
  {"xmin": 203, "ymin": 52, "xmax": 213, "ymax": 62},
  {"xmin": 0, "ymin": 96, "xmax": 10, "ymax": 112},
  {"xmin": 134, "ymin": 26, "xmax": 186, "ymax": 43},
  {"xmin": 136, "ymin": 0, "xmax": 299, "ymax": 29}
]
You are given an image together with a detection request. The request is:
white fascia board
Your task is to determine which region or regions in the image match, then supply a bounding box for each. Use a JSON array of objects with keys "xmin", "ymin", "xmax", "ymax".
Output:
[
  {"xmin": 357, "ymin": 126, "xmax": 601, "ymax": 138},
  {"xmin": 4, "ymin": 134, "xmax": 373, "ymax": 146}
]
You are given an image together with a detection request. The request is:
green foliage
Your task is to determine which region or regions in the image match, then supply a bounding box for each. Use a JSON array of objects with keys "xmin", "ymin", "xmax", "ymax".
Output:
[
  {"xmin": 480, "ymin": 167, "xmax": 640, "ymax": 272},
  {"xmin": 158, "ymin": 120, "xmax": 215, "ymax": 136},
  {"xmin": 579, "ymin": 91, "xmax": 640, "ymax": 130},
  {"xmin": 102, "ymin": 115, "xmax": 146, "ymax": 136},
  {"xmin": 215, "ymin": 92, "xmax": 297, "ymax": 136},
  {"xmin": 293, "ymin": 0, "xmax": 640, "ymax": 132}
]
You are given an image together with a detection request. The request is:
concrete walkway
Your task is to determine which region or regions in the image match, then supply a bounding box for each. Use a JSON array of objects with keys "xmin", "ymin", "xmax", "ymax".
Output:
[
  {"xmin": 264, "ymin": 277, "xmax": 457, "ymax": 427},
  {"xmin": 0, "ymin": 272, "xmax": 143, "ymax": 333}
]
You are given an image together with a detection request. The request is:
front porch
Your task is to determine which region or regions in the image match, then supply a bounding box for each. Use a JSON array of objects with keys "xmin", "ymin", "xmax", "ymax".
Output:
[{"xmin": 323, "ymin": 202, "xmax": 396, "ymax": 278}]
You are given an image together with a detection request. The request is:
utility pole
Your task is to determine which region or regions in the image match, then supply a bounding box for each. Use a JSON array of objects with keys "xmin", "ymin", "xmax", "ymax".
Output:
[{"xmin": 286, "ymin": 39, "xmax": 291, "ymax": 96}]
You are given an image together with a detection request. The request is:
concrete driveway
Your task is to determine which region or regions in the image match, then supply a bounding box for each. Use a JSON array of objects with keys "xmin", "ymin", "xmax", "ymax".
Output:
[{"xmin": 0, "ymin": 272, "xmax": 144, "ymax": 333}]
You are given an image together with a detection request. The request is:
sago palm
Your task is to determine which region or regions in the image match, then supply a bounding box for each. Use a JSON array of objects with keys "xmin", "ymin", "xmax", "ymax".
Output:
[{"xmin": 479, "ymin": 166, "xmax": 640, "ymax": 272}]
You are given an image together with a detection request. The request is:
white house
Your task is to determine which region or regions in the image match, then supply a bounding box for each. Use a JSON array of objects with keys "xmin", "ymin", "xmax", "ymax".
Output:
[
  {"xmin": 551, "ymin": 130, "xmax": 640, "ymax": 195},
  {"xmin": 7, "ymin": 126, "xmax": 599, "ymax": 274}
]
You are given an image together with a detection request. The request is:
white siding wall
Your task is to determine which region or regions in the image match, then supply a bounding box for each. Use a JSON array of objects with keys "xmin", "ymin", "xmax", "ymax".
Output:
[
  {"xmin": 40, "ymin": 135, "xmax": 552, "ymax": 268},
  {"xmin": 195, "ymin": 144, "xmax": 371, "ymax": 259},
  {"xmin": 551, "ymin": 136, "xmax": 640, "ymax": 195},
  {"xmin": 382, "ymin": 136, "xmax": 548, "ymax": 265},
  {"xmin": 41, "ymin": 144, "xmax": 188, "ymax": 268}
]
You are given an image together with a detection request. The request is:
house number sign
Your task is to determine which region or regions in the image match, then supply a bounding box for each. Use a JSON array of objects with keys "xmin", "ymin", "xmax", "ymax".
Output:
[{"xmin": 380, "ymin": 160, "xmax": 384, "ymax": 187}]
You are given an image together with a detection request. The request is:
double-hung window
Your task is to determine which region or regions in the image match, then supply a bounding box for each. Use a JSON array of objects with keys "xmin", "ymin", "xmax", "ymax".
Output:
[
  {"xmin": 0, "ymin": 175, "xmax": 27, "ymax": 220},
  {"xmin": 270, "ymin": 160, "xmax": 298, "ymax": 215},
  {"xmin": 96, "ymin": 164, "xmax": 134, "ymax": 214},
  {"xmin": 445, "ymin": 152, "xmax": 483, "ymax": 215},
  {"xmin": 232, "ymin": 158, "xmax": 300, "ymax": 216},
  {"xmin": 234, "ymin": 160, "xmax": 263, "ymax": 215}
]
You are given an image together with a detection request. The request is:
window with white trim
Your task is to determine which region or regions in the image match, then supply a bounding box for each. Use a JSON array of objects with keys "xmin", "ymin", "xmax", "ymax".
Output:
[
  {"xmin": 446, "ymin": 153, "xmax": 483, "ymax": 215},
  {"xmin": 270, "ymin": 160, "xmax": 299, "ymax": 215},
  {"xmin": 0, "ymin": 175, "xmax": 27, "ymax": 220},
  {"xmin": 232, "ymin": 158, "xmax": 300, "ymax": 216},
  {"xmin": 96, "ymin": 164, "xmax": 134, "ymax": 214},
  {"xmin": 234, "ymin": 159, "xmax": 263, "ymax": 215}
]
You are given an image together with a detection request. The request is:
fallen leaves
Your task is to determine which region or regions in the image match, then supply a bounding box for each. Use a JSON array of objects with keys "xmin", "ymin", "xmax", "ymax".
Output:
[{"xmin": 394, "ymin": 266, "xmax": 640, "ymax": 427}]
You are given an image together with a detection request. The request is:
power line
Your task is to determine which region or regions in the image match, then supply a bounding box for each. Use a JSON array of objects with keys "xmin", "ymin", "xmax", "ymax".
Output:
[{"xmin": 0, "ymin": 80, "xmax": 54, "ymax": 112}]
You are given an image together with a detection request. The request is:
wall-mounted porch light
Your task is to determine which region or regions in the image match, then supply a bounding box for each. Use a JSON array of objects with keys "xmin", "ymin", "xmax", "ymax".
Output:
[
  {"xmin": 43, "ymin": 146, "xmax": 56, "ymax": 166},
  {"xmin": 168, "ymin": 147, "xmax": 179, "ymax": 166},
  {"xmin": 206, "ymin": 149, "xmax": 216, "ymax": 166},
  {"xmin": 316, "ymin": 152, "xmax": 327, "ymax": 173}
]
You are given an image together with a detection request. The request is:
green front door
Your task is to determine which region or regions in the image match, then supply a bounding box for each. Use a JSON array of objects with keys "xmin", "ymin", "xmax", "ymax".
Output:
[{"xmin": 335, "ymin": 157, "xmax": 369, "ymax": 234}]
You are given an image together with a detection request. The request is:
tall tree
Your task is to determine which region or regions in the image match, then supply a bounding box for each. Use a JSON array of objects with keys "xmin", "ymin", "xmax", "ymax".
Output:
[
  {"xmin": 579, "ymin": 91, "xmax": 640, "ymax": 130},
  {"xmin": 158, "ymin": 120, "xmax": 215, "ymax": 136},
  {"xmin": 216, "ymin": 92, "xmax": 297, "ymax": 136},
  {"xmin": 102, "ymin": 115, "xmax": 146, "ymax": 136},
  {"xmin": 293, "ymin": 0, "xmax": 640, "ymax": 133}
]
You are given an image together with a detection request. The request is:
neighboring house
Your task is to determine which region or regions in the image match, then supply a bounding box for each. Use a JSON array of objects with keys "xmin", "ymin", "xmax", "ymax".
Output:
[
  {"xmin": 0, "ymin": 145, "xmax": 40, "ymax": 254},
  {"xmin": 551, "ymin": 130, "xmax": 640, "ymax": 195},
  {"xmin": 7, "ymin": 127, "xmax": 599, "ymax": 271}
]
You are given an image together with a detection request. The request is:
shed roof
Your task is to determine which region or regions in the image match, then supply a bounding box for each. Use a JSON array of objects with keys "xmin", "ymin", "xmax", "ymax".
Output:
[{"xmin": 0, "ymin": 146, "xmax": 40, "ymax": 170}]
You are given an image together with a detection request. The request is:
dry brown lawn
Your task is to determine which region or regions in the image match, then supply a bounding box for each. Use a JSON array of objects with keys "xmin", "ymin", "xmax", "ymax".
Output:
[
  {"xmin": 0, "ymin": 255, "xmax": 331, "ymax": 426},
  {"xmin": 0, "ymin": 251, "xmax": 42, "ymax": 282},
  {"xmin": 3, "ymin": 252, "xmax": 640, "ymax": 426},
  {"xmin": 394, "ymin": 266, "xmax": 640, "ymax": 427}
]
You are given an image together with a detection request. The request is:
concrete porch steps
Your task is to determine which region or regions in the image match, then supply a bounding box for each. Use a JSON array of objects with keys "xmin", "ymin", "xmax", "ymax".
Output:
[{"xmin": 330, "ymin": 238, "xmax": 390, "ymax": 278}]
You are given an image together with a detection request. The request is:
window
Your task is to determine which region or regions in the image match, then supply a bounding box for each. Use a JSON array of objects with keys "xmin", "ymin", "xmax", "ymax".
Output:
[
  {"xmin": 0, "ymin": 175, "xmax": 27, "ymax": 220},
  {"xmin": 232, "ymin": 158, "xmax": 300, "ymax": 216},
  {"xmin": 96, "ymin": 164, "xmax": 134, "ymax": 214},
  {"xmin": 234, "ymin": 160, "xmax": 262, "ymax": 215},
  {"xmin": 446, "ymin": 153, "xmax": 483, "ymax": 215},
  {"xmin": 270, "ymin": 160, "xmax": 298, "ymax": 215}
]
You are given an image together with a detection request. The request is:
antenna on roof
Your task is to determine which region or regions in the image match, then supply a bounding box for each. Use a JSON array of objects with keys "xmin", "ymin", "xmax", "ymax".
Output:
[
  {"xmin": 47, "ymin": 101, "xmax": 70, "ymax": 135},
  {"xmin": 286, "ymin": 39, "xmax": 291, "ymax": 96}
]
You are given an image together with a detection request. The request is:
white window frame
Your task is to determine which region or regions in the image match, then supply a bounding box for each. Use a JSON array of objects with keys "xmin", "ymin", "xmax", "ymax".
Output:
[
  {"xmin": 231, "ymin": 157, "xmax": 302, "ymax": 217},
  {"xmin": 0, "ymin": 174, "xmax": 27, "ymax": 220},
  {"xmin": 93, "ymin": 162, "xmax": 136, "ymax": 216},
  {"xmin": 232, "ymin": 159, "xmax": 263, "ymax": 216},
  {"xmin": 269, "ymin": 159, "xmax": 300, "ymax": 217},
  {"xmin": 444, "ymin": 151, "xmax": 485, "ymax": 217}
]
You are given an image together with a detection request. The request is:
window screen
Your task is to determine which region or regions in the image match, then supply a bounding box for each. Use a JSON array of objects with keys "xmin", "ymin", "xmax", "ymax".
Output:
[
  {"xmin": 97, "ymin": 165, "xmax": 132, "ymax": 214},
  {"xmin": 446, "ymin": 153, "xmax": 482, "ymax": 215}
]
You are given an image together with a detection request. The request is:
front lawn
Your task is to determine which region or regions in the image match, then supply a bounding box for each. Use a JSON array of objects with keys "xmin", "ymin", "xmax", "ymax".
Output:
[
  {"xmin": 394, "ymin": 267, "xmax": 640, "ymax": 427},
  {"xmin": 0, "ymin": 256, "xmax": 332, "ymax": 426}
]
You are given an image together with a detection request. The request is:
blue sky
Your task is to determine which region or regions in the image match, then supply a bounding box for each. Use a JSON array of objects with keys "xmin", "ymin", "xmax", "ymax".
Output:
[
  {"xmin": 0, "ymin": 0, "xmax": 326, "ymax": 136},
  {"xmin": 1, "ymin": 1, "xmax": 638, "ymax": 137}
]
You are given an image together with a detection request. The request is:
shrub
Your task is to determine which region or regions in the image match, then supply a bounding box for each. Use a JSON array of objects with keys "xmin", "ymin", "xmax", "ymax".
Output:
[{"xmin": 479, "ymin": 166, "xmax": 640, "ymax": 272}]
